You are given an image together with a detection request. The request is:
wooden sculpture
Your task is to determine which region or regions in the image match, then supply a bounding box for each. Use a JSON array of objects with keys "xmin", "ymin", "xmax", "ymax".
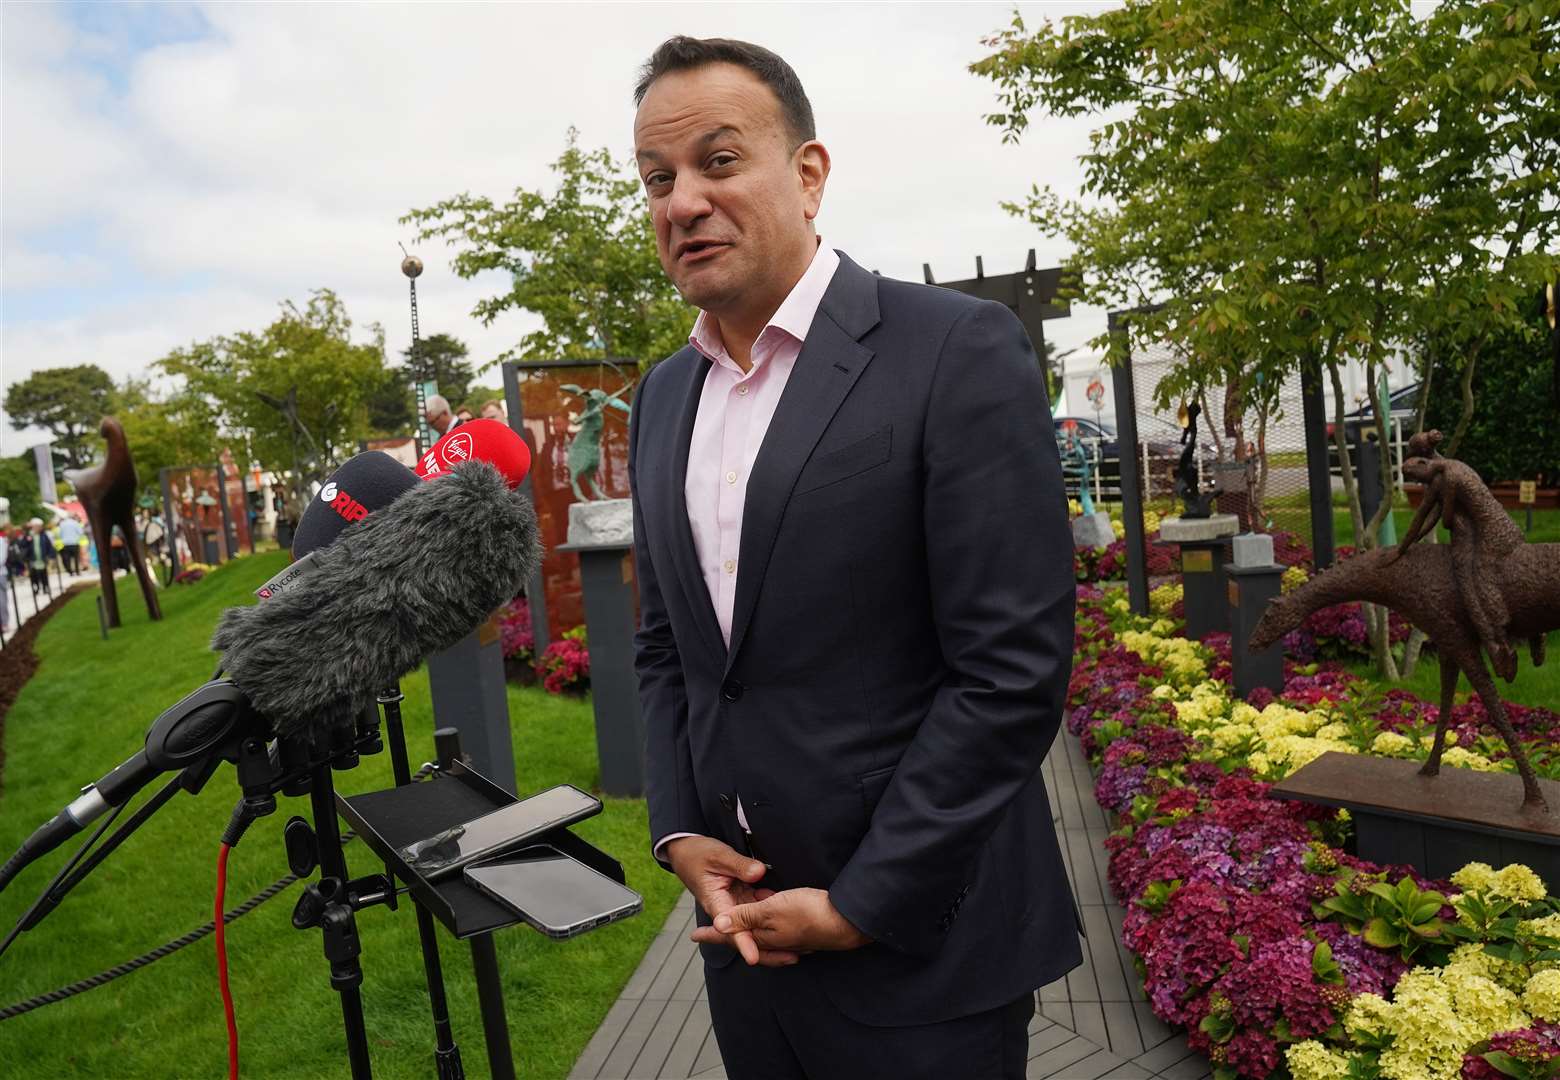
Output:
[{"xmin": 64, "ymin": 417, "xmax": 162, "ymax": 627}]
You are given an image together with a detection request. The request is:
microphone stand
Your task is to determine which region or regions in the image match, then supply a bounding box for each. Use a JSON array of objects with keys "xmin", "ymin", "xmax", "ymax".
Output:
[{"xmin": 378, "ymin": 686, "xmax": 464, "ymax": 1080}]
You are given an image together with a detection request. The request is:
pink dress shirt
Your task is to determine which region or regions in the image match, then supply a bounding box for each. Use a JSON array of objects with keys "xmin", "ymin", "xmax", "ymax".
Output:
[{"xmin": 653, "ymin": 237, "xmax": 841, "ymax": 864}]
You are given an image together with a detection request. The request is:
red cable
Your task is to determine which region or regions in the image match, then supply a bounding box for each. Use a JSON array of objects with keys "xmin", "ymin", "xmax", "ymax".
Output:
[{"xmin": 216, "ymin": 843, "xmax": 239, "ymax": 1080}]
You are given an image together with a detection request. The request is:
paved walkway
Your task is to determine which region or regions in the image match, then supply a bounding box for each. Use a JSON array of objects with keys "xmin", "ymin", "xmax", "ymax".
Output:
[
  {"xmin": 1, "ymin": 560, "xmax": 102, "ymax": 644},
  {"xmin": 570, "ymin": 730, "xmax": 1211, "ymax": 1080}
]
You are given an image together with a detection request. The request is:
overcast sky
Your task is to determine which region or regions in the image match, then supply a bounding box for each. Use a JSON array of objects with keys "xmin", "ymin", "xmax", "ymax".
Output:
[{"xmin": 1, "ymin": 1, "xmax": 1120, "ymax": 457}]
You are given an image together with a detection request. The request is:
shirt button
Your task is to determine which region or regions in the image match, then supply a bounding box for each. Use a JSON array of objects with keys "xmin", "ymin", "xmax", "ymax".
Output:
[
  {"xmin": 725, "ymin": 471, "xmax": 737, "ymax": 484},
  {"xmin": 723, "ymin": 559, "xmax": 736, "ymax": 574},
  {"xmin": 737, "ymin": 385, "xmax": 749, "ymax": 396}
]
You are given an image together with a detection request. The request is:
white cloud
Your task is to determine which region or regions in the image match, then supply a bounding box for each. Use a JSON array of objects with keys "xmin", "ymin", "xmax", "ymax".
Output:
[{"xmin": 3, "ymin": 1, "xmax": 1118, "ymax": 454}]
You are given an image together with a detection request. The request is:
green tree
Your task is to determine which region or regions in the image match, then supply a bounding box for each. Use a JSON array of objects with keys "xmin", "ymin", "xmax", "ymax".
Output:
[
  {"xmin": 363, "ymin": 367, "xmax": 415, "ymax": 438},
  {"xmin": 155, "ymin": 289, "xmax": 389, "ymax": 514},
  {"xmin": 0, "ymin": 454, "xmax": 45, "ymax": 525},
  {"xmin": 972, "ymin": 0, "xmax": 1560, "ymax": 677},
  {"xmin": 399, "ymin": 332, "xmax": 475, "ymax": 407},
  {"xmin": 111, "ymin": 377, "xmax": 222, "ymax": 502},
  {"xmin": 4, "ymin": 363, "xmax": 117, "ymax": 468},
  {"xmin": 402, "ymin": 126, "xmax": 695, "ymax": 369}
]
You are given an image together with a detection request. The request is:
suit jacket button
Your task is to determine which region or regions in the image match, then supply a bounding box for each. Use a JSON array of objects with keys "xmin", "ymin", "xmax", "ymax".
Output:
[{"xmin": 721, "ymin": 680, "xmax": 744, "ymax": 703}]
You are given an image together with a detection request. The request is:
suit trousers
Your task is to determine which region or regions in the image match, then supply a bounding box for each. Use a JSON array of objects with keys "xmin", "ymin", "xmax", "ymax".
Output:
[{"xmin": 704, "ymin": 956, "xmax": 1034, "ymax": 1080}]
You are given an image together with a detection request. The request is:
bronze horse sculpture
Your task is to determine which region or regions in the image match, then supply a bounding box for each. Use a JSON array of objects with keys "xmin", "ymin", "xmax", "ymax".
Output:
[
  {"xmin": 1249, "ymin": 433, "xmax": 1556, "ymax": 811},
  {"xmin": 64, "ymin": 417, "xmax": 162, "ymax": 628}
]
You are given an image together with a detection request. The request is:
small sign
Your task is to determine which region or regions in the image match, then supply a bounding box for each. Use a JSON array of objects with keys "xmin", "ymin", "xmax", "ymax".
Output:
[
  {"xmin": 1520, "ymin": 480, "xmax": 1537, "ymax": 505},
  {"xmin": 1228, "ymin": 581, "xmax": 1240, "ymax": 608},
  {"xmin": 1085, "ymin": 378, "xmax": 1105, "ymax": 407},
  {"xmin": 1183, "ymin": 549, "xmax": 1213, "ymax": 574},
  {"xmin": 477, "ymin": 614, "xmax": 501, "ymax": 648}
]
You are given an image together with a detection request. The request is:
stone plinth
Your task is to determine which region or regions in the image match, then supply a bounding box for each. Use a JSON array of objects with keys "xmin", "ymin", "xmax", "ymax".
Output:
[
  {"xmin": 1158, "ymin": 513, "xmax": 1240, "ymax": 543},
  {"xmin": 1071, "ymin": 511, "xmax": 1115, "ymax": 550},
  {"xmin": 566, "ymin": 498, "xmax": 633, "ymax": 548}
]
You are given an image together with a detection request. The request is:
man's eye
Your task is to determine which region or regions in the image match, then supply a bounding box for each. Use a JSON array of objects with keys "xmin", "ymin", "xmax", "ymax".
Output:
[{"xmin": 709, "ymin": 154, "xmax": 736, "ymax": 168}]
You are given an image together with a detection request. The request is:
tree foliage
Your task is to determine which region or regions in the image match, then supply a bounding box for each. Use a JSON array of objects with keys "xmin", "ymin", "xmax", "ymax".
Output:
[
  {"xmin": 111, "ymin": 377, "xmax": 222, "ymax": 502},
  {"xmin": 0, "ymin": 454, "xmax": 45, "ymax": 525},
  {"xmin": 399, "ymin": 332, "xmax": 475, "ymax": 408},
  {"xmin": 402, "ymin": 126, "xmax": 695, "ymax": 369},
  {"xmin": 4, "ymin": 363, "xmax": 117, "ymax": 468},
  {"xmin": 972, "ymin": 0, "xmax": 1560, "ymax": 676},
  {"xmin": 155, "ymin": 290, "xmax": 388, "ymax": 507}
]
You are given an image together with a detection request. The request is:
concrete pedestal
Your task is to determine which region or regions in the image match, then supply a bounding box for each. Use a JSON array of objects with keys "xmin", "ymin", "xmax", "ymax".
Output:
[
  {"xmin": 427, "ymin": 616, "xmax": 517, "ymax": 794},
  {"xmin": 1071, "ymin": 511, "xmax": 1114, "ymax": 549},
  {"xmin": 1160, "ymin": 514, "xmax": 1239, "ymax": 640},
  {"xmin": 561, "ymin": 499, "xmax": 644, "ymax": 798}
]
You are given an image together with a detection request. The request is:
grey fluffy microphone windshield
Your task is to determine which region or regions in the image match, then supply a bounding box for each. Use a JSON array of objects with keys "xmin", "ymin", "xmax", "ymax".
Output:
[{"xmin": 211, "ymin": 460, "xmax": 540, "ymax": 738}]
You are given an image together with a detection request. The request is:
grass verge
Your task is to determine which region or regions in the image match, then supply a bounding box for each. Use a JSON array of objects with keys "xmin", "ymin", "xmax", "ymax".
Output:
[{"xmin": 0, "ymin": 552, "xmax": 681, "ymax": 1079}]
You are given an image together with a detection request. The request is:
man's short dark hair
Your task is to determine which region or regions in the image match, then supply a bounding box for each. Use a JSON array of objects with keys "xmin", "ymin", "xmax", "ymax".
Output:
[{"xmin": 634, "ymin": 36, "xmax": 816, "ymax": 151}]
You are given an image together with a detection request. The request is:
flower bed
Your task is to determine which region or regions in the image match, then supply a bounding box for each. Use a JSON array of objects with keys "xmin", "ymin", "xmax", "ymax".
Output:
[{"xmin": 1068, "ymin": 586, "xmax": 1560, "ymax": 1079}]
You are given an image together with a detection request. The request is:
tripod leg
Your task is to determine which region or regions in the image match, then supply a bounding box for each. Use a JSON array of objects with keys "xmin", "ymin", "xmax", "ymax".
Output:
[
  {"xmin": 308, "ymin": 765, "xmax": 375, "ymax": 1080},
  {"xmin": 470, "ymin": 934, "xmax": 516, "ymax": 1080}
]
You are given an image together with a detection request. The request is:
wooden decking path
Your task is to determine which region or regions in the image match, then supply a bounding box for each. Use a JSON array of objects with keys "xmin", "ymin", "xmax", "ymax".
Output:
[{"xmin": 569, "ymin": 729, "xmax": 1212, "ymax": 1079}]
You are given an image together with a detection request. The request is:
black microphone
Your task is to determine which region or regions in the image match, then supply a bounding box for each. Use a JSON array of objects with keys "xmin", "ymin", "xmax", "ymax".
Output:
[
  {"xmin": 292, "ymin": 450, "xmax": 421, "ymax": 559},
  {"xmin": 212, "ymin": 459, "xmax": 540, "ymax": 739},
  {"xmin": 0, "ymin": 682, "xmax": 256, "ymax": 894}
]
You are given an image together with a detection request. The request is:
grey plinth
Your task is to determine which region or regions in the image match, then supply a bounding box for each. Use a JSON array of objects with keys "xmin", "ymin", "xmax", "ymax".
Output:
[
  {"xmin": 560, "ymin": 498, "xmax": 644, "ymax": 797},
  {"xmin": 1161, "ymin": 514, "xmax": 1240, "ymax": 640},
  {"xmin": 1071, "ymin": 511, "xmax": 1115, "ymax": 550},
  {"xmin": 1158, "ymin": 514, "xmax": 1240, "ymax": 544},
  {"xmin": 426, "ymin": 615, "xmax": 518, "ymax": 794}
]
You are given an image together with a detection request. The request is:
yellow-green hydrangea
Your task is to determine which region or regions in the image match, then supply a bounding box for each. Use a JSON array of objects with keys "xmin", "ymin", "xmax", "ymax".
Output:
[
  {"xmin": 1453, "ymin": 862, "xmax": 1549, "ymax": 903},
  {"xmin": 1143, "ymin": 510, "xmax": 1163, "ymax": 534},
  {"xmin": 1286, "ymin": 1040, "xmax": 1351, "ymax": 1080},
  {"xmin": 1369, "ymin": 964, "xmax": 1529, "ymax": 1080},
  {"xmin": 1282, "ymin": 564, "xmax": 1310, "ymax": 594},
  {"xmin": 1524, "ymin": 969, "xmax": 1560, "ymax": 1022},
  {"xmin": 1370, "ymin": 731, "xmax": 1415, "ymax": 757},
  {"xmin": 1111, "ymin": 518, "xmax": 1125, "ymax": 539},
  {"xmin": 1148, "ymin": 582, "xmax": 1183, "ymax": 616},
  {"xmin": 1439, "ymin": 746, "xmax": 1499, "ymax": 773}
]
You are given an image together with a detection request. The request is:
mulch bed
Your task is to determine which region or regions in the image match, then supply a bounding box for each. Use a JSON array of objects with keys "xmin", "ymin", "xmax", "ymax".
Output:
[{"xmin": 0, "ymin": 584, "xmax": 90, "ymax": 790}]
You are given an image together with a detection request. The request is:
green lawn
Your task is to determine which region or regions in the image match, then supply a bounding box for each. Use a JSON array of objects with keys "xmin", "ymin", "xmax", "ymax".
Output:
[
  {"xmin": 0, "ymin": 553, "xmax": 682, "ymax": 1079},
  {"xmin": 1344, "ymin": 631, "xmax": 1560, "ymax": 712}
]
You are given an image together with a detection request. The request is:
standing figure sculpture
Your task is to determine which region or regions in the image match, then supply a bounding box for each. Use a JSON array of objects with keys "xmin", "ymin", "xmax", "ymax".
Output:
[
  {"xmin": 559, "ymin": 382, "xmax": 633, "ymax": 502},
  {"xmin": 1392, "ymin": 430, "xmax": 1526, "ymax": 680},
  {"xmin": 63, "ymin": 417, "xmax": 162, "ymax": 628},
  {"xmin": 1175, "ymin": 401, "xmax": 1215, "ymax": 518},
  {"xmin": 1059, "ymin": 421, "xmax": 1096, "ymax": 517},
  {"xmin": 1249, "ymin": 432, "xmax": 1556, "ymax": 809}
]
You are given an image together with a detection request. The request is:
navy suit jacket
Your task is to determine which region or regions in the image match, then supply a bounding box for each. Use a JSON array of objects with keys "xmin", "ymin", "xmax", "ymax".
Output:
[{"xmin": 629, "ymin": 250, "xmax": 1081, "ymax": 1027}]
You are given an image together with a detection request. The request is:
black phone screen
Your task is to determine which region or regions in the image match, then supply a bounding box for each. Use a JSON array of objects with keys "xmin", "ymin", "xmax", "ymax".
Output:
[{"xmin": 463, "ymin": 846, "xmax": 641, "ymax": 936}]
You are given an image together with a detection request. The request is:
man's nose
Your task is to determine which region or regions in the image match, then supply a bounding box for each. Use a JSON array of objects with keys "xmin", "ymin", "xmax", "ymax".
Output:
[{"xmin": 665, "ymin": 172, "xmax": 713, "ymax": 232}]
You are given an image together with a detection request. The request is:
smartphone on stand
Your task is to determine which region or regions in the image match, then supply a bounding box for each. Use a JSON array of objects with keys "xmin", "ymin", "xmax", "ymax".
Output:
[
  {"xmin": 464, "ymin": 845, "xmax": 643, "ymax": 939},
  {"xmin": 399, "ymin": 784, "xmax": 602, "ymax": 881}
]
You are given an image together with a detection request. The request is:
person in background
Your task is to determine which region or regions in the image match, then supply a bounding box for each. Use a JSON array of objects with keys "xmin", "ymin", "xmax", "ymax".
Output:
[
  {"xmin": 58, "ymin": 513, "xmax": 84, "ymax": 574},
  {"xmin": 480, "ymin": 398, "xmax": 507, "ymax": 422},
  {"xmin": 455, "ymin": 406, "xmax": 475, "ymax": 424},
  {"xmin": 0, "ymin": 528, "xmax": 10, "ymax": 634},
  {"xmin": 424, "ymin": 394, "xmax": 461, "ymax": 438},
  {"xmin": 24, "ymin": 518, "xmax": 55, "ymax": 597}
]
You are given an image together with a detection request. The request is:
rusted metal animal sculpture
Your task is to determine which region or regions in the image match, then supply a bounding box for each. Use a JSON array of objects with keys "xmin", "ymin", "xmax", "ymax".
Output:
[
  {"xmin": 63, "ymin": 417, "xmax": 162, "ymax": 628},
  {"xmin": 1249, "ymin": 538, "xmax": 1557, "ymax": 811}
]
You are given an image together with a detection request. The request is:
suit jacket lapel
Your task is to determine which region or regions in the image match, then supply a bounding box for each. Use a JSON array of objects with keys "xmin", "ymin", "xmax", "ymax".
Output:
[
  {"xmin": 724, "ymin": 252, "xmax": 881, "ymax": 673},
  {"xmin": 665, "ymin": 349, "xmax": 727, "ymax": 664}
]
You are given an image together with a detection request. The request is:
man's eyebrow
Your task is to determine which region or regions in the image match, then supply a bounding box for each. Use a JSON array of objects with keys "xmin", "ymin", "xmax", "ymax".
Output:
[{"xmin": 635, "ymin": 126, "xmax": 742, "ymax": 165}]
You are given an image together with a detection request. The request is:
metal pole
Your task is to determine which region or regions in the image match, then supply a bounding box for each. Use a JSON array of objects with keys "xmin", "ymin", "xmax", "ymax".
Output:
[
  {"xmin": 1109, "ymin": 310, "xmax": 1151, "ymax": 615},
  {"xmin": 501, "ymin": 362, "xmax": 550, "ymax": 659},
  {"xmin": 1300, "ymin": 355, "xmax": 1335, "ymax": 568},
  {"xmin": 403, "ymin": 254, "xmax": 431, "ymax": 457},
  {"xmin": 214, "ymin": 460, "xmax": 236, "ymax": 562},
  {"xmin": 308, "ymin": 764, "xmax": 375, "ymax": 1080}
]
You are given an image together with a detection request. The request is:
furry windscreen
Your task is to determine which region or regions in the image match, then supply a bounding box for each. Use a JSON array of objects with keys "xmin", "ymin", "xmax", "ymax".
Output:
[{"xmin": 212, "ymin": 461, "xmax": 541, "ymax": 738}]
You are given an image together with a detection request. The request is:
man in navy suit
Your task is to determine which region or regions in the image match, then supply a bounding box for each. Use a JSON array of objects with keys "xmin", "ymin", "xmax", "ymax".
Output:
[{"xmin": 629, "ymin": 35, "xmax": 1080, "ymax": 1078}]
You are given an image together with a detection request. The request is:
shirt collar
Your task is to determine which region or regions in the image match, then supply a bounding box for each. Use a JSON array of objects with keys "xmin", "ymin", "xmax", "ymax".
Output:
[{"xmin": 688, "ymin": 237, "xmax": 841, "ymax": 370}]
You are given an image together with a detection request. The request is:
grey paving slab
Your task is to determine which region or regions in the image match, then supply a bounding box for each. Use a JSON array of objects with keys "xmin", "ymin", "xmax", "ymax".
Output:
[{"xmin": 571, "ymin": 723, "xmax": 1212, "ymax": 1080}]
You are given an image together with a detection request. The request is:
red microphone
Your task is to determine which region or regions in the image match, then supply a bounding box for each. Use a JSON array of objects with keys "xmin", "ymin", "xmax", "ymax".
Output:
[{"xmin": 416, "ymin": 419, "xmax": 531, "ymax": 490}]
